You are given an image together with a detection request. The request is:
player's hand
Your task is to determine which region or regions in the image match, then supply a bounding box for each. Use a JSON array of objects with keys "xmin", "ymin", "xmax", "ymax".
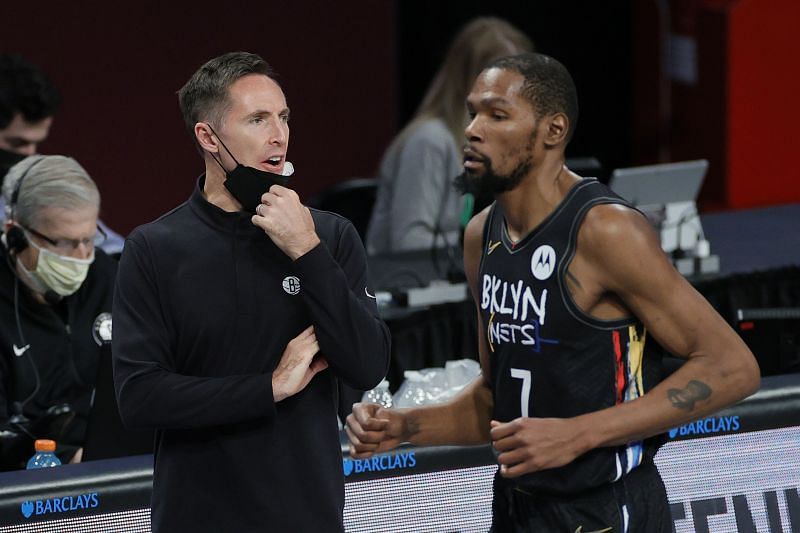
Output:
[
  {"xmin": 251, "ymin": 185, "xmax": 320, "ymax": 260},
  {"xmin": 272, "ymin": 326, "xmax": 328, "ymax": 402},
  {"xmin": 489, "ymin": 417, "xmax": 587, "ymax": 478},
  {"xmin": 345, "ymin": 403, "xmax": 408, "ymax": 458}
]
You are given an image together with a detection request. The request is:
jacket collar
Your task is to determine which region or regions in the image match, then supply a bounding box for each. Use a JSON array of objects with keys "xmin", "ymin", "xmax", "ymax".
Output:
[{"xmin": 188, "ymin": 175, "xmax": 260, "ymax": 235}]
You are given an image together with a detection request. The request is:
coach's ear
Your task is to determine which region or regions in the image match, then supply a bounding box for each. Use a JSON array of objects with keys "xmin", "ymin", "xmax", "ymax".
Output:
[
  {"xmin": 542, "ymin": 113, "xmax": 569, "ymax": 148},
  {"xmin": 195, "ymin": 122, "xmax": 219, "ymax": 153}
]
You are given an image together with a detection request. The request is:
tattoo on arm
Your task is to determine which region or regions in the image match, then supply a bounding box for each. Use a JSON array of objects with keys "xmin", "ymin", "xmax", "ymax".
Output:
[
  {"xmin": 667, "ymin": 380, "xmax": 712, "ymax": 411},
  {"xmin": 565, "ymin": 270, "xmax": 582, "ymax": 290}
]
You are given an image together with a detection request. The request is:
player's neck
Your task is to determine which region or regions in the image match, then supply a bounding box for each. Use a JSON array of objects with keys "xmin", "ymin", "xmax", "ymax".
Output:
[
  {"xmin": 203, "ymin": 161, "xmax": 242, "ymax": 212},
  {"xmin": 498, "ymin": 157, "xmax": 577, "ymax": 242}
]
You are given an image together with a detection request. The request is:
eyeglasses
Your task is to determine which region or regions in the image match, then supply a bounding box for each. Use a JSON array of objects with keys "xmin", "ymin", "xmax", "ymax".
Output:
[{"xmin": 21, "ymin": 223, "xmax": 107, "ymax": 253}]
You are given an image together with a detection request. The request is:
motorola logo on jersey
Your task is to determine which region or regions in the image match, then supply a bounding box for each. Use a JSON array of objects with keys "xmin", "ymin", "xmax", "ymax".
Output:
[
  {"xmin": 530, "ymin": 245, "xmax": 556, "ymax": 281},
  {"xmin": 282, "ymin": 276, "xmax": 301, "ymax": 295}
]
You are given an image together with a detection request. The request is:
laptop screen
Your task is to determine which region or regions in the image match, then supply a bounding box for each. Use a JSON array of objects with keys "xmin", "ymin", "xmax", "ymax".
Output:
[{"xmin": 609, "ymin": 159, "xmax": 708, "ymax": 207}]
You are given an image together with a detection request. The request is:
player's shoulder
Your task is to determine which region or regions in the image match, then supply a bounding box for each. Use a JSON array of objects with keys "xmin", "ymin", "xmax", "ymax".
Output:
[
  {"xmin": 580, "ymin": 202, "xmax": 653, "ymax": 249},
  {"xmin": 463, "ymin": 204, "xmax": 494, "ymax": 281},
  {"xmin": 464, "ymin": 204, "xmax": 492, "ymax": 245},
  {"xmin": 577, "ymin": 202, "xmax": 666, "ymax": 283}
]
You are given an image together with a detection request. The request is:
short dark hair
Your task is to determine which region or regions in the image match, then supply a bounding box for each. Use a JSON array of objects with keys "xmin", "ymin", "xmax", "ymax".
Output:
[
  {"xmin": 178, "ymin": 52, "xmax": 276, "ymax": 141},
  {"xmin": 0, "ymin": 54, "xmax": 61, "ymax": 129},
  {"xmin": 488, "ymin": 53, "xmax": 579, "ymax": 142}
]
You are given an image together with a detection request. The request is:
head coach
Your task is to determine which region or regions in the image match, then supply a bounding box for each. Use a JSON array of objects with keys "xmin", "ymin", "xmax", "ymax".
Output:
[{"xmin": 112, "ymin": 51, "xmax": 390, "ymax": 532}]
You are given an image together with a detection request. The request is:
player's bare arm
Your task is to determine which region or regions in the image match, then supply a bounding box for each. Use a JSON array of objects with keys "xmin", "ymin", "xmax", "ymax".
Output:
[
  {"xmin": 491, "ymin": 203, "xmax": 759, "ymax": 478},
  {"xmin": 346, "ymin": 209, "xmax": 496, "ymax": 457},
  {"xmin": 564, "ymin": 204, "xmax": 759, "ymax": 446}
]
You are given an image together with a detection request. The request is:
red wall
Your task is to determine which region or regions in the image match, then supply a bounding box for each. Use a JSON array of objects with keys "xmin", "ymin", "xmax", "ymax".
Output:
[
  {"xmin": 632, "ymin": 0, "xmax": 800, "ymax": 210},
  {"xmin": 4, "ymin": 2, "xmax": 396, "ymax": 234},
  {"xmin": 727, "ymin": 0, "xmax": 800, "ymax": 208}
]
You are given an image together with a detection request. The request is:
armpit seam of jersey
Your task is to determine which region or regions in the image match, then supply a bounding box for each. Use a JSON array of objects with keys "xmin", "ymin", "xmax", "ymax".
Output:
[{"xmin": 559, "ymin": 196, "xmax": 639, "ymax": 330}]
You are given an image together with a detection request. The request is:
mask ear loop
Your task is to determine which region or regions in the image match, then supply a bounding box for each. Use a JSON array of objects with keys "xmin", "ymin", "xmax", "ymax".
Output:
[{"xmin": 204, "ymin": 123, "xmax": 240, "ymax": 174}]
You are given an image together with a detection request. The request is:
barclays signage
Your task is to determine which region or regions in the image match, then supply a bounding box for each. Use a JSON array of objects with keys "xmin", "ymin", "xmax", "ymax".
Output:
[
  {"xmin": 343, "ymin": 451, "xmax": 417, "ymax": 477},
  {"xmin": 20, "ymin": 492, "xmax": 99, "ymax": 519},
  {"xmin": 668, "ymin": 415, "xmax": 740, "ymax": 439}
]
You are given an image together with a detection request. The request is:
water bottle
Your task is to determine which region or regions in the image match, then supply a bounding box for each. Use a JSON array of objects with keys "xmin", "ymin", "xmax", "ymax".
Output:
[
  {"xmin": 361, "ymin": 379, "xmax": 393, "ymax": 408},
  {"xmin": 26, "ymin": 440, "xmax": 61, "ymax": 469}
]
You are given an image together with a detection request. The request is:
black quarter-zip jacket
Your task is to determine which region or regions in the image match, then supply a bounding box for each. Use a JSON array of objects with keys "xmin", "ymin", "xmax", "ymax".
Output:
[{"xmin": 113, "ymin": 177, "xmax": 390, "ymax": 532}]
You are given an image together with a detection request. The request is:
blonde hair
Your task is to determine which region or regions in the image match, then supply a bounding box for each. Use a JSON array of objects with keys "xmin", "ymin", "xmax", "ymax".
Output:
[{"xmin": 409, "ymin": 17, "xmax": 534, "ymax": 145}]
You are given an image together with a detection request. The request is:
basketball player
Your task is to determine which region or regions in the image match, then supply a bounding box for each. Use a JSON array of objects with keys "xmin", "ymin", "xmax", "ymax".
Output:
[{"xmin": 346, "ymin": 52, "xmax": 759, "ymax": 532}]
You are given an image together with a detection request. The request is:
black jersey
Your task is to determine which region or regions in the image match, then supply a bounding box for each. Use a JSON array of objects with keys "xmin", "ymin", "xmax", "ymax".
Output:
[{"xmin": 478, "ymin": 178, "xmax": 664, "ymax": 495}]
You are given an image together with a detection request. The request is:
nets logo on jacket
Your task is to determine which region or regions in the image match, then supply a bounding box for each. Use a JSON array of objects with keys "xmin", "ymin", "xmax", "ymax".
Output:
[{"xmin": 282, "ymin": 276, "xmax": 301, "ymax": 295}]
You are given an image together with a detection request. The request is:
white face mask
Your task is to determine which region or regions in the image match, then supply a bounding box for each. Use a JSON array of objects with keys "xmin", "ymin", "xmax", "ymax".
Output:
[{"xmin": 21, "ymin": 240, "xmax": 95, "ymax": 297}]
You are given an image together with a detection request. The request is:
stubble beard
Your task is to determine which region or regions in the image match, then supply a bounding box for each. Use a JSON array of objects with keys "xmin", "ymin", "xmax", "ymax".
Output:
[{"xmin": 454, "ymin": 134, "xmax": 535, "ymax": 199}]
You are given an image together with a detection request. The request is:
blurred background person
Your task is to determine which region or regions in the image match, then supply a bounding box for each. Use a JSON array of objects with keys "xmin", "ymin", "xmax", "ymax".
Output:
[
  {"xmin": 0, "ymin": 55, "xmax": 59, "ymax": 172},
  {"xmin": 366, "ymin": 17, "xmax": 533, "ymax": 254},
  {"xmin": 0, "ymin": 155, "xmax": 117, "ymax": 468},
  {"xmin": 0, "ymin": 54, "xmax": 125, "ymax": 256}
]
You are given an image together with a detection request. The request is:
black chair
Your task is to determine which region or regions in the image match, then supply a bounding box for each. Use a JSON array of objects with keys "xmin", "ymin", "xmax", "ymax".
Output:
[{"xmin": 307, "ymin": 178, "xmax": 377, "ymax": 242}]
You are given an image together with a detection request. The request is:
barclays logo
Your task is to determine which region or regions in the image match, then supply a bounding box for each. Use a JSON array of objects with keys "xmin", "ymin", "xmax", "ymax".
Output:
[
  {"xmin": 343, "ymin": 451, "xmax": 417, "ymax": 477},
  {"xmin": 668, "ymin": 416, "xmax": 740, "ymax": 439},
  {"xmin": 20, "ymin": 492, "xmax": 99, "ymax": 519}
]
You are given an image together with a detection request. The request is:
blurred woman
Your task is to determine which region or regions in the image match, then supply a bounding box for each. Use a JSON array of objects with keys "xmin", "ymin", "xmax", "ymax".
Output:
[{"xmin": 367, "ymin": 17, "xmax": 533, "ymax": 254}]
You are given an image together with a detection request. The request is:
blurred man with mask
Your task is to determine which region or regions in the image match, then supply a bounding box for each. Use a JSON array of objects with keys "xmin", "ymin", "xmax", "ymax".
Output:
[
  {"xmin": 113, "ymin": 52, "xmax": 390, "ymax": 532},
  {"xmin": 0, "ymin": 155, "xmax": 117, "ymax": 468},
  {"xmin": 0, "ymin": 55, "xmax": 59, "ymax": 176},
  {"xmin": 0, "ymin": 54, "xmax": 124, "ymax": 255}
]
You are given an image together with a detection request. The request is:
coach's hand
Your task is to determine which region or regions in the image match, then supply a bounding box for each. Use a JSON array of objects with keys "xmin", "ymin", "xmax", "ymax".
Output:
[
  {"xmin": 490, "ymin": 417, "xmax": 588, "ymax": 477},
  {"xmin": 272, "ymin": 326, "xmax": 328, "ymax": 402},
  {"xmin": 252, "ymin": 185, "xmax": 320, "ymax": 260},
  {"xmin": 345, "ymin": 403, "xmax": 409, "ymax": 458}
]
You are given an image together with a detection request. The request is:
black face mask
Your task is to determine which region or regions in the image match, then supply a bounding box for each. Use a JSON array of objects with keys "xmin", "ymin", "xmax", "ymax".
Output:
[
  {"xmin": 206, "ymin": 125, "xmax": 293, "ymax": 213},
  {"xmin": 0, "ymin": 148, "xmax": 27, "ymax": 186}
]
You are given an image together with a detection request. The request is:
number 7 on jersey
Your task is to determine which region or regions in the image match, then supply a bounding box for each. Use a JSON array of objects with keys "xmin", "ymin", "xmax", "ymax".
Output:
[{"xmin": 510, "ymin": 368, "xmax": 532, "ymax": 417}]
